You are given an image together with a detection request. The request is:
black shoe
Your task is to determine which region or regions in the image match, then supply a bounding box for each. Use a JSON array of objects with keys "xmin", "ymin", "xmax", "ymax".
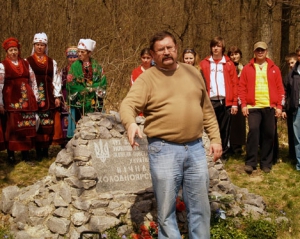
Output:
[
  {"xmin": 6, "ymin": 156, "xmax": 16, "ymax": 165},
  {"xmin": 21, "ymin": 151, "xmax": 29, "ymax": 161},
  {"xmin": 244, "ymin": 165, "xmax": 254, "ymax": 174},
  {"xmin": 36, "ymin": 148, "xmax": 43, "ymax": 161},
  {"xmin": 261, "ymin": 167, "xmax": 271, "ymax": 173},
  {"xmin": 6, "ymin": 150, "xmax": 16, "ymax": 165},
  {"xmin": 42, "ymin": 148, "xmax": 49, "ymax": 158}
]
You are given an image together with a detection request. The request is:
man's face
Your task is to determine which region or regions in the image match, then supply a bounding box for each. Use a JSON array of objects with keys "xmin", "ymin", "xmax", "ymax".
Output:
[
  {"xmin": 78, "ymin": 49, "xmax": 90, "ymax": 62},
  {"xmin": 211, "ymin": 43, "xmax": 223, "ymax": 58},
  {"xmin": 150, "ymin": 36, "xmax": 177, "ymax": 70},
  {"xmin": 254, "ymin": 48, "xmax": 267, "ymax": 61}
]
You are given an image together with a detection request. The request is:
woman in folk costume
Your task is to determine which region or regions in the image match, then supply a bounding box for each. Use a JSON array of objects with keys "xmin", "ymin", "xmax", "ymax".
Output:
[
  {"xmin": 0, "ymin": 37, "xmax": 39, "ymax": 164},
  {"xmin": 66, "ymin": 39, "xmax": 107, "ymax": 138},
  {"xmin": 60, "ymin": 46, "xmax": 78, "ymax": 147},
  {"xmin": 26, "ymin": 32, "xmax": 62, "ymax": 160}
]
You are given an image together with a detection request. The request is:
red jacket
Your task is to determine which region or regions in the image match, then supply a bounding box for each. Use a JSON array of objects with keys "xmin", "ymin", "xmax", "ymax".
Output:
[
  {"xmin": 200, "ymin": 55, "xmax": 238, "ymax": 106},
  {"xmin": 131, "ymin": 65, "xmax": 144, "ymax": 86},
  {"xmin": 239, "ymin": 58, "xmax": 285, "ymax": 109}
]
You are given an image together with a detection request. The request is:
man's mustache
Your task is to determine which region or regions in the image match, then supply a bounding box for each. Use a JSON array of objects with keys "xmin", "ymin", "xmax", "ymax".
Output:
[{"xmin": 162, "ymin": 56, "xmax": 173, "ymax": 61}]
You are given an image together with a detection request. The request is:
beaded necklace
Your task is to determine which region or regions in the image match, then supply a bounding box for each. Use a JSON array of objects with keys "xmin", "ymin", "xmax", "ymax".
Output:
[{"xmin": 33, "ymin": 53, "xmax": 47, "ymax": 68}]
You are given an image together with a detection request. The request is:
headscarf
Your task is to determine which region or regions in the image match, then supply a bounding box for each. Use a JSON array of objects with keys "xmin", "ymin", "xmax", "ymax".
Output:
[
  {"xmin": 2, "ymin": 37, "xmax": 21, "ymax": 55},
  {"xmin": 66, "ymin": 46, "xmax": 78, "ymax": 58},
  {"xmin": 31, "ymin": 32, "xmax": 48, "ymax": 55},
  {"xmin": 77, "ymin": 39, "xmax": 96, "ymax": 52}
]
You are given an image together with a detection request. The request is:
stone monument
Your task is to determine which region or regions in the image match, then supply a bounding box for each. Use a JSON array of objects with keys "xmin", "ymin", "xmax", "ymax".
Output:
[{"xmin": 0, "ymin": 112, "xmax": 271, "ymax": 239}]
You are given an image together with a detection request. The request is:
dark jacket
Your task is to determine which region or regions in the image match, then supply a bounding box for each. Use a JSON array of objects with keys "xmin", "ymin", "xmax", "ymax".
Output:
[{"xmin": 285, "ymin": 61, "xmax": 300, "ymax": 113}]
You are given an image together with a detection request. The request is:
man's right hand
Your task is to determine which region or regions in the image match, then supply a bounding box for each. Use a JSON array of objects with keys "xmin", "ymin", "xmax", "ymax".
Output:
[{"xmin": 128, "ymin": 123, "xmax": 142, "ymax": 148}]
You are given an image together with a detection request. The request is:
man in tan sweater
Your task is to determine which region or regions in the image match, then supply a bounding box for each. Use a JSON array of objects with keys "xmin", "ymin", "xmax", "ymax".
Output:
[{"xmin": 120, "ymin": 31, "xmax": 222, "ymax": 239}]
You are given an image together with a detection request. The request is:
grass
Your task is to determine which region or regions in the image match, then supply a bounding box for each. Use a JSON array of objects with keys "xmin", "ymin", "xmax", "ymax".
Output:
[
  {"xmin": 0, "ymin": 146, "xmax": 58, "ymax": 231},
  {"xmin": 0, "ymin": 119, "xmax": 299, "ymax": 238},
  {"xmin": 225, "ymin": 118, "xmax": 300, "ymax": 238}
]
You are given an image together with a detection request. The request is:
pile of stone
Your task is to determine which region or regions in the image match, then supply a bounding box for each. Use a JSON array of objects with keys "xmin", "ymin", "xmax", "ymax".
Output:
[{"xmin": 0, "ymin": 112, "xmax": 285, "ymax": 239}]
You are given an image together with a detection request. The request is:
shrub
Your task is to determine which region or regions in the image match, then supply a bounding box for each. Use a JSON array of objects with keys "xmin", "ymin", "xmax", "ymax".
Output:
[{"xmin": 245, "ymin": 217, "xmax": 277, "ymax": 239}]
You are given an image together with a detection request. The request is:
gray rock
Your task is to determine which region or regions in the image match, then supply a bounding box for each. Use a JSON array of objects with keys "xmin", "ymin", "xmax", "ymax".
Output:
[
  {"xmin": 219, "ymin": 170, "xmax": 229, "ymax": 180},
  {"xmin": 12, "ymin": 201, "xmax": 28, "ymax": 223},
  {"xmin": 110, "ymin": 128, "xmax": 123, "ymax": 138},
  {"xmin": 46, "ymin": 217, "xmax": 70, "ymax": 235},
  {"xmin": 99, "ymin": 125, "xmax": 112, "ymax": 139},
  {"xmin": 98, "ymin": 117, "xmax": 113, "ymax": 129},
  {"xmin": 275, "ymin": 216, "xmax": 289, "ymax": 224},
  {"xmin": 209, "ymin": 167, "xmax": 219, "ymax": 179},
  {"xmin": 117, "ymin": 225, "xmax": 133, "ymax": 237},
  {"xmin": 73, "ymin": 145, "xmax": 91, "ymax": 160},
  {"xmin": 72, "ymin": 197, "xmax": 91, "ymax": 211},
  {"xmin": 113, "ymin": 123, "xmax": 126, "ymax": 133},
  {"xmin": 89, "ymin": 215, "xmax": 120, "ymax": 231},
  {"xmin": 1, "ymin": 185, "xmax": 20, "ymax": 213},
  {"xmin": 56, "ymin": 149, "xmax": 74, "ymax": 166},
  {"xmin": 29, "ymin": 204, "xmax": 53, "ymax": 217},
  {"xmin": 55, "ymin": 165, "xmax": 70, "ymax": 178},
  {"xmin": 54, "ymin": 192, "xmax": 69, "ymax": 207},
  {"xmin": 53, "ymin": 207, "xmax": 71, "ymax": 218},
  {"xmin": 109, "ymin": 111, "xmax": 122, "ymax": 123},
  {"xmin": 80, "ymin": 127, "xmax": 97, "ymax": 140},
  {"xmin": 78, "ymin": 166, "xmax": 98, "ymax": 180},
  {"xmin": 242, "ymin": 204, "xmax": 265, "ymax": 219},
  {"xmin": 71, "ymin": 211, "xmax": 90, "ymax": 226}
]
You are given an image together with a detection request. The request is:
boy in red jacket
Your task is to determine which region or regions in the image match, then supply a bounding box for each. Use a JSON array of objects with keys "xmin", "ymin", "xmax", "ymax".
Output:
[
  {"xmin": 239, "ymin": 41, "xmax": 285, "ymax": 174},
  {"xmin": 200, "ymin": 37, "xmax": 238, "ymax": 161}
]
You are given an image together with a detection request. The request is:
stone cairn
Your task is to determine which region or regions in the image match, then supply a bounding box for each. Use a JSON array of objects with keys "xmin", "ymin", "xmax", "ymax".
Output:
[{"xmin": 0, "ymin": 112, "xmax": 272, "ymax": 239}]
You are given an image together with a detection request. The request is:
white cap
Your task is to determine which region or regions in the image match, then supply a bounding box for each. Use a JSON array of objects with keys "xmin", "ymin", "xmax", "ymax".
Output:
[
  {"xmin": 31, "ymin": 32, "xmax": 48, "ymax": 55},
  {"xmin": 77, "ymin": 39, "xmax": 96, "ymax": 52},
  {"xmin": 33, "ymin": 32, "xmax": 48, "ymax": 44}
]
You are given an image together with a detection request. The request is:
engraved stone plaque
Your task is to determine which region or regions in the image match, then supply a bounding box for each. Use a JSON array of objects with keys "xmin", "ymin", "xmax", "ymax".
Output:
[{"xmin": 89, "ymin": 137, "xmax": 152, "ymax": 193}]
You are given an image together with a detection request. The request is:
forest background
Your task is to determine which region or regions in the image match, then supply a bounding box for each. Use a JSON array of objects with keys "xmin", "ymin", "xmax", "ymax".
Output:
[{"xmin": 1, "ymin": 0, "xmax": 300, "ymax": 111}]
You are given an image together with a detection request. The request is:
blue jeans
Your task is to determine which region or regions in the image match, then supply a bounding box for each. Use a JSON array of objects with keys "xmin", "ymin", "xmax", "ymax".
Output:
[
  {"xmin": 293, "ymin": 107, "xmax": 300, "ymax": 170},
  {"xmin": 147, "ymin": 137, "xmax": 210, "ymax": 239}
]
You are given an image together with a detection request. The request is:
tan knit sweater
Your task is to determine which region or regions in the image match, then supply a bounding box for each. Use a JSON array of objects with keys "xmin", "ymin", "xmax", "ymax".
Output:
[{"xmin": 120, "ymin": 62, "xmax": 221, "ymax": 144}]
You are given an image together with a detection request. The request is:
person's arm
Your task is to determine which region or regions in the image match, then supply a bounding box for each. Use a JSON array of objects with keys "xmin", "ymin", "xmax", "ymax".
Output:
[
  {"xmin": 28, "ymin": 64, "xmax": 39, "ymax": 102},
  {"xmin": 228, "ymin": 61, "xmax": 239, "ymax": 110},
  {"xmin": 52, "ymin": 60, "xmax": 62, "ymax": 107},
  {"xmin": 200, "ymin": 74, "xmax": 222, "ymax": 161},
  {"xmin": 274, "ymin": 66, "xmax": 285, "ymax": 117},
  {"xmin": 66, "ymin": 63, "xmax": 86, "ymax": 97},
  {"xmin": 239, "ymin": 65, "xmax": 249, "ymax": 117},
  {"xmin": 120, "ymin": 78, "xmax": 148, "ymax": 147}
]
